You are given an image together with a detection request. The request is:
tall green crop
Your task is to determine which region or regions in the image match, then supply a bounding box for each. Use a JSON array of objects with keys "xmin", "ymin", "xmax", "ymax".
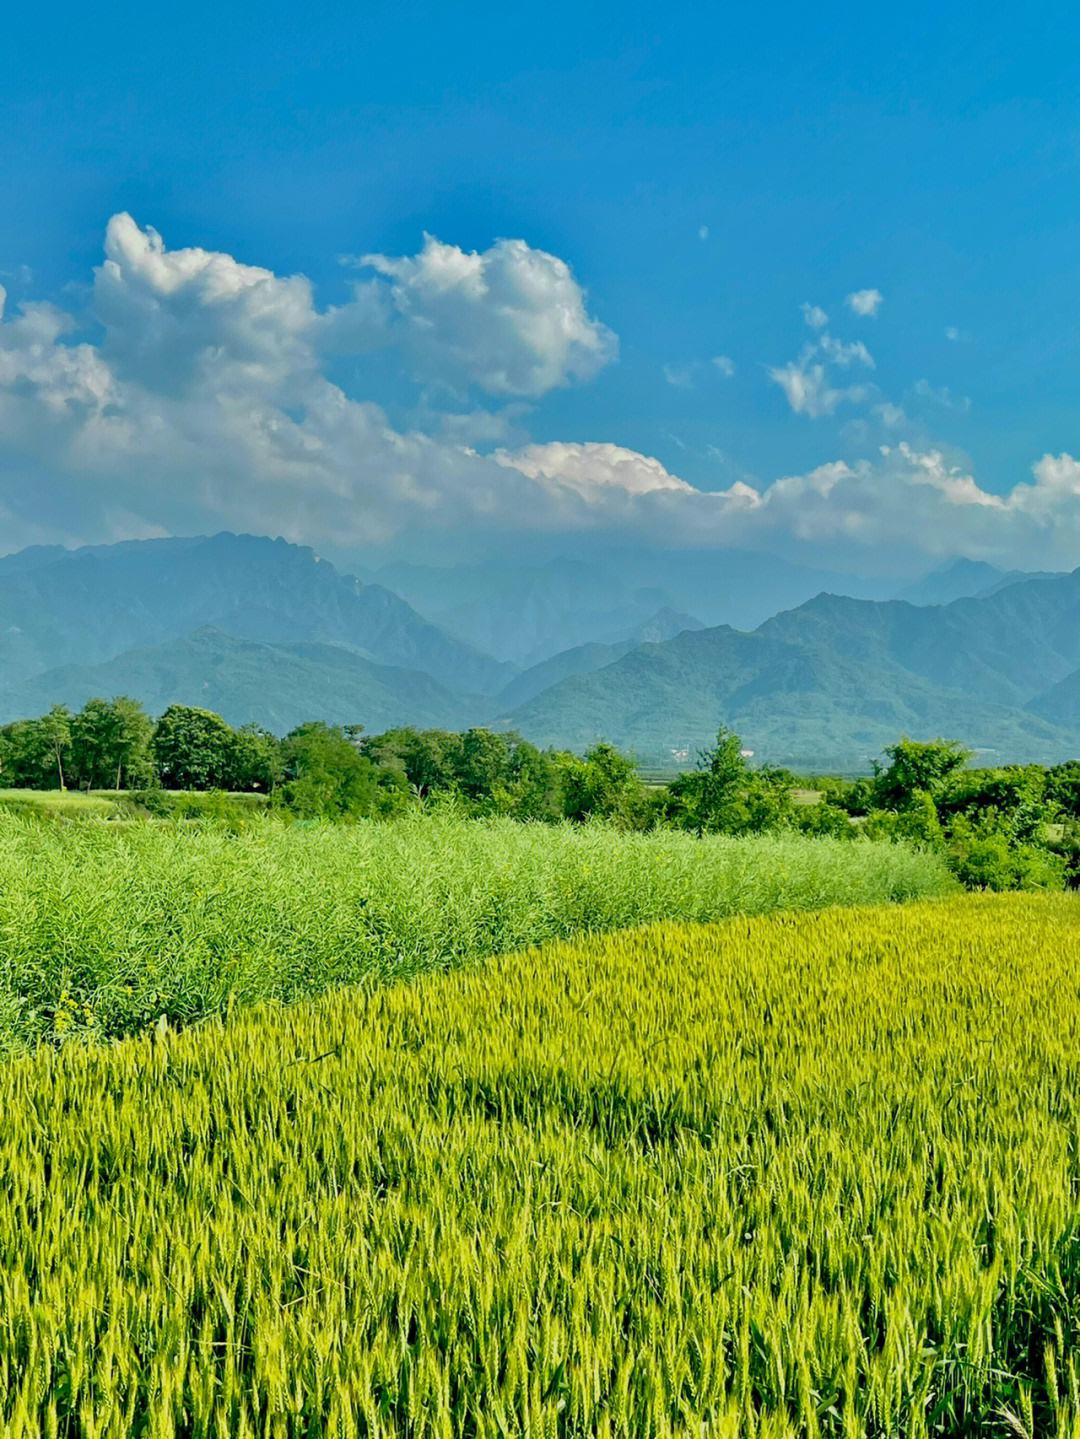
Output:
[
  {"xmin": 1, "ymin": 894, "xmax": 1078, "ymax": 1435},
  {"xmin": 0, "ymin": 811, "xmax": 952, "ymax": 1049}
]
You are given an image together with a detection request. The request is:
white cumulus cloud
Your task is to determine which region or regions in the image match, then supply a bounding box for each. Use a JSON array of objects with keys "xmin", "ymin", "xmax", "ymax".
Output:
[
  {"xmin": 95, "ymin": 213, "xmax": 318, "ymax": 394},
  {"xmin": 1, "ymin": 215, "xmax": 1079, "ymax": 575},
  {"xmin": 498, "ymin": 442, "xmax": 695, "ymax": 498},
  {"xmin": 769, "ymin": 355, "xmax": 871, "ymax": 419},
  {"xmin": 819, "ymin": 334, "xmax": 875, "ymax": 369},
  {"xmin": 345, "ymin": 232, "xmax": 616, "ymax": 397}
]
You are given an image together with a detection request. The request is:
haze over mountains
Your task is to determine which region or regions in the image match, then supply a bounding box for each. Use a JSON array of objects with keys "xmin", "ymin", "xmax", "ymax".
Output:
[
  {"xmin": 0, "ymin": 532, "xmax": 508, "ymax": 692},
  {"xmin": 509, "ymin": 579, "xmax": 1080, "ymax": 769},
  {"xmin": 0, "ymin": 532, "xmax": 1077, "ymax": 769},
  {"xmin": 367, "ymin": 550, "xmax": 895, "ymax": 667}
]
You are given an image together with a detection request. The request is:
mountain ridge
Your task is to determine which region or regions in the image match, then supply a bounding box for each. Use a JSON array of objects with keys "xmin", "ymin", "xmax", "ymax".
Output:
[
  {"xmin": 1, "ymin": 533, "xmax": 1078, "ymax": 769},
  {"xmin": 0, "ymin": 627, "xmax": 476, "ymax": 734},
  {"xmin": 0, "ymin": 532, "xmax": 513, "ymax": 697},
  {"xmin": 501, "ymin": 571, "xmax": 1080, "ymax": 767}
]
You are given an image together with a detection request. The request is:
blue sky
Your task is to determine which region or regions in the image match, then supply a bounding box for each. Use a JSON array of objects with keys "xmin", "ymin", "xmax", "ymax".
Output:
[{"xmin": 3, "ymin": 1, "xmax": 1080, "ymax": 572}]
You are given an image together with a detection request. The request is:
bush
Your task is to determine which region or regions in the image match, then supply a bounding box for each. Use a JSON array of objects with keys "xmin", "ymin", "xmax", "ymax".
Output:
[{"xmin": 948, "ymin": 818, "xmax": 1066, "ymax": 892}]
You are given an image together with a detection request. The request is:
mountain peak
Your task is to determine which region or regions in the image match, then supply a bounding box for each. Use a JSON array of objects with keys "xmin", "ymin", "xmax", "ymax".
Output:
[{"xmin": 0, "ymin": 532, "xmax": 513, "ymax": 715}]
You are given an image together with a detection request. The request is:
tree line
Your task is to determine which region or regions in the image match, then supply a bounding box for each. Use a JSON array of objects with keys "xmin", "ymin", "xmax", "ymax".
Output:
[{"xmin": 2, "ymin": 698, "xmax": 1078, "ymax": 889}]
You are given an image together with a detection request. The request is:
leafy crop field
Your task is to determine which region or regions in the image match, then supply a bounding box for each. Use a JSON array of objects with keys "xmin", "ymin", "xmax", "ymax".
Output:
[
  {"xmin": 0, "ymin": 813, "xmax": 951, "ymax": 1050},
  {"xmin": 1, "ymin": 894, "xmax": 1078, "ymax": 1436}
]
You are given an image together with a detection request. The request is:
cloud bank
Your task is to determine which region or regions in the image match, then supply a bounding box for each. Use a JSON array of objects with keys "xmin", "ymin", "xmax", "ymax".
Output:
[{"xmin": 0, "ymin": 216, "xmax": 1078, "ymax": 573}]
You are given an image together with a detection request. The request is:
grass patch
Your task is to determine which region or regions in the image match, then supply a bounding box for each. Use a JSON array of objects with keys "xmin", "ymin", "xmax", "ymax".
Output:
[
  {"xmin": 0, "ymin": 787, "xmax": 123, "ymax": 820},
  {"xmin": 0, "ymin": 812, "xmax": 952, "ymax": 1050}
]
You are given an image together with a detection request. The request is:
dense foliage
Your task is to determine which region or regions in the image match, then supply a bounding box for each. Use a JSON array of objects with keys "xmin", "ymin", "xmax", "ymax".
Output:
[
  {"xmin": 0, "ymin": 813, "xmax": 949, "ymax": 1051},
  {"xmin": 2, "ymin": 698, "xmax": 1076, "ymax": 889},
  {"xmin": 2, "ymin": 895, "xmax": 1078, "ymax": 1435}
]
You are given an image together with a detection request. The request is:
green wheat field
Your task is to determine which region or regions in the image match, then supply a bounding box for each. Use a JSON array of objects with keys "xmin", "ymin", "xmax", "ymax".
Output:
[{"xmin": 3, "ymin": 891, "xmax": 1080, "ymax": 1436}]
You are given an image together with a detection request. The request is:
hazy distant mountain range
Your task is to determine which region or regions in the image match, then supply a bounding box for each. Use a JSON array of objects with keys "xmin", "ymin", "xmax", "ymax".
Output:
[
  {"xmin": 894, "ymin": 557, "xmax": 1064, "ymax": 607},
  {"xmin": 0, "ymin": 533, "xmax": 1076, "ymax": 769},
  {"xmin": 0, "ymin": 533, "xmax": 510, "ymax": 696},
  {"xmin": 370, "ymin": 549, "xmax": 895, "ymax": 666}
]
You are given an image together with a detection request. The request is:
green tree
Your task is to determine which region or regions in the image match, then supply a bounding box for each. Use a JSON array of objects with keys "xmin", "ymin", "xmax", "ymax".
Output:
[
  {"xmin": 938, "ymin": 765, "xmax": 1053, "ymax": 844},
  {"xmin": 560, "ymin": 742, "xmax": 648, "ymax": 828},
  {"xmin": 70, "ymin": 697, "xmax": 153, "ymax": 790},
  {"xmin": 226, "ymin": 724, "xmax": 283, "ymax": 793},
  {"xmin": 500, "ymin": 739, "xmax": 565, "ymax": 822},
  {"xmin": 872, "ymin": 738, "xmax": 971, "ymax": 809},
  {"xmin": 0, "ymin": 708, "xmax": 73, "ymax": 789},
  {"xmin": 361, "ymin": 728, "xmax": 463, "ymax": 798},
  {"xmin": 1047, "ymin": 761, "xmax": 1080, "ymax": 820},
  {"xmin": 153, "ymin": 705, "xmax": 237, "ymax": 790},
  {"xmin": 280, "ymin": 722, "xmax": 380, "ymax": 819},
  {"xmin": 41, "ymin": 706, "xmax": 73, "ymax": 791},
  {"xmin": 947, "ymin": 814, "xmax": 1066, "ymax": 891},
  {"xmin": 666, "ymin": 727, "xmax": 751, "ymax": 834},
  {"xmin": 743, "ymin": 766, "xmax": 799, "ymax": 833},
  {"xmin": 790, "ymin": 795, "xmax": 856, "ymax": 839},
  {"xmin": 457, "ymin": 728, "xmax": 512, "ymax": 804}
]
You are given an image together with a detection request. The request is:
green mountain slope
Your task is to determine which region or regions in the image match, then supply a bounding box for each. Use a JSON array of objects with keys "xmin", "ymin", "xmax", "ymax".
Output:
[
  {"xmin": 0, "ymin": 629, "xmax": 476, "ymax": 733},
  {"xmin": 504, "ymin": 573, "xmax": 1080, "ymax": 768},
  {"xmin": 495, "ymin": 608, "xmax": 704, "ymax": 711},
  {"xmin": 759, "ymin": 572, "xmax": 1080, "ymax": 698},
  {"xmin": 0, "ymin": 533, "xmax": 512, "ymax": 696},
  {"xmin": 1029, "ymin": 667, "xmax": 1080, "ymax": 728}
]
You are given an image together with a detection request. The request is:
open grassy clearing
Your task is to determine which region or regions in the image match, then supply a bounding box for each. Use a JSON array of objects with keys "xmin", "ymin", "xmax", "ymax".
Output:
[
  {"xmin": 0, "ymin": 788, "xmax": 272, "ymax": 822},
  {"xmin": 0, "ymin": 788, "xmax": 123, "ymax": 820},
  {"xmin": 0, "ymin": 813, "xmax": 951, "ymax": 1051},
  {"xmin": 2, "ymin": 894, "xmax": 1078, "ymax": 1436}
]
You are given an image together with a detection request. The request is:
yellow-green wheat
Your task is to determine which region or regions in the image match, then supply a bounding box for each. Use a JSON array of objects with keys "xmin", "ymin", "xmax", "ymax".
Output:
[{"xmin": 2, "ymin": 893, "xmax": 1079, "ymax": 1435}]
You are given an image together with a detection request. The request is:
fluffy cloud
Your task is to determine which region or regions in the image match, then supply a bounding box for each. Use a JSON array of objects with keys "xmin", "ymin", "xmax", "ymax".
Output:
[
  {"xmin": 712, "ymin": 354, "xmax": 736, "ymax": 378},
  {"xmin": 0, "ymin": 216, "xmax": 634, "ymax": 549},
  {"xmin": 770, "ymin": 323, "xmax": 875, "ymax": 418},
  {"xmin": 496, "ymin": 441, "xmax": 1080, "ymax": 572},
  {"xmin": 801, "ymin": 302, "xmax": 829, "ymax": 330},
  {"xmin": 819, "ymin": 335, "xmax": 874, "ymax": 369},
  {"xmin": 846, "ymin": 288, "xmax": 883, "ymax": 317},
  {"xmin": 344, "ymin": 233, "xmax": 616, "ymax": 397},
  {"xmin": 498, "ymin": 442, "xmax": 695, "ymax": 499},
  {"xmin": 96, "ymin": 214, "xmax": 318, "ymax": 394},
  {"xmin": 732, "ymin": 444, "xmax": 1080, "ymax": 568},
  {"xmin": 1, "ymin": 215, "xmax": 1079, "ymax": 574}
]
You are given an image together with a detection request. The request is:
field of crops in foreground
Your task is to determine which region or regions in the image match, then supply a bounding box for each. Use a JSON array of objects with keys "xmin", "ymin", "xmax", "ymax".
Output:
[
  {"xmin": 3, "ymin": 894, "xmax": 1079, "ymax": 1437},
  {"xmin": 0, "ymin": 812, "xmax": 951, "ymax": 1051}
]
